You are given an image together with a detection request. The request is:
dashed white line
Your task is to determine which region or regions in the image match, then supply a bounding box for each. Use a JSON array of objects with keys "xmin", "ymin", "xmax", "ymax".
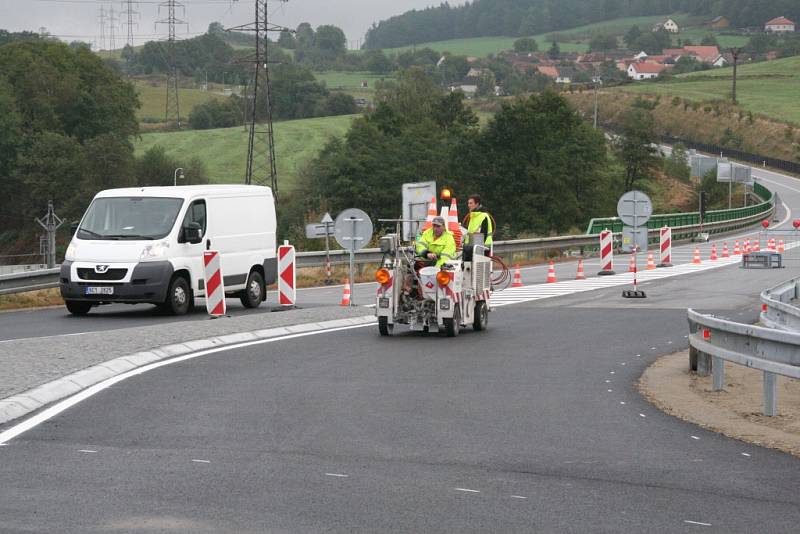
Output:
[
  {"xmin": 607, "ymin": 389, "xmax": 613, "ymax": 392},
  {"xmin": 454, "ymin": 487, "xmax": 480, "ymax": 493},
  {"xmin": 639, "ymin": 414, "xmax": 647, "ymax": 418},
  {"xmin": 78, "ymin": 449, "xmax": 97, "ymax": 453},
  {"xmin": 741, "ymin": 452, "xmax": 751, "ymax": 457},
  {"xmin": 684, "ymin": 520, "xmax": 712, "ymax": 526},
  {"xmin": 620, "ymin": 401, "xmax": 626, "ymax": 405},
  {"xmin": 192, "ymin": 459, "xmax": 211, "ymax": 463},
  {"xmin": 691, "ymin": 436, "xmax": 700, "ymax": 440},
  {"xmin": 326, "ymin": 473, "xmax": 349, "ymax": 478},
  {"xmin": 510, "ymin": 495, "xmax": 528, "ymax": 499}
]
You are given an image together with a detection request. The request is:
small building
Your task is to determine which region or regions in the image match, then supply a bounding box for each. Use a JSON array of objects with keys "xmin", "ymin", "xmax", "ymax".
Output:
[
  {"xmin": 653, "ymin": 18, "xmax": 680, "ymax": 33},
  {"xmin": 765, "ymin": 16, "xmax": 795, "ymax": 33},
  {"xmin": 555, "ymin": 67, "xmax": 576, "ymax": 84},
  {"xmin": 682, "ymin": 45, "xmax": 722, "ymax": 64},
  {"xmin": 707, "ymin": 16, "xmax": 730, "ymax": 29},
  {"xmin": 633, "ymin": 51, "xmax": 649, "ymax": 60},
  {"xmin": 627, "ymin": 62, "xmax": 666, "ymax": 80},
  {"xmin": 711, "ymin": 54, "xmax": 727, "ymax": 67}
]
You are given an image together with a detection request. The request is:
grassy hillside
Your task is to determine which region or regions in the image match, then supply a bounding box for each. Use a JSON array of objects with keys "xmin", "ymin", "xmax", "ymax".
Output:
[
  {"xmin": 618, "ymin": 56, "xmax": 800, "ymax": 124},
  {"xmin": 135, "ymin": 82, "xmax": 228, "ymax": 121},
  {"xmin": 378, "ymin": 14, "xmax": 693, "ymax": 56},
  {"xmin": 134, "ymin": 114, "xmax": 357, "ymax": 188},
  {"xmin": 314, "ymin": 71, "xmax": 395, "ymax": 90}
]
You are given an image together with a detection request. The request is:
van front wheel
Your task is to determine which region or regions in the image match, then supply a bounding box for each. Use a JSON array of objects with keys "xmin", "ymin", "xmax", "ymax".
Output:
[
  {"xmin": 163, "ymin": 276, "xmax": 192, "ymax": 315},
  {"xmin": 65, "ymin": 300, "xmax": 92, "ymax": 316},
  {"xmin": 240, "ymin": 270, "xmax": 265, "ymax": 308}
]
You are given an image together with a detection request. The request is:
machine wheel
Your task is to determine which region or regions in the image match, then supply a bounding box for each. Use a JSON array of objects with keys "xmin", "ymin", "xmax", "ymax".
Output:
[
  {"xmin": 473, "ymin": 301, "xmax": 488, "ymax": 331},
  {"xmin": 65, "ymin": 300, "xmax": 92, "ymax": 316},
  {"xmin": 378, "ymin": 316, "xmax": 394, "ymax": 336},
  {"xmin": 162, "ymin": 276, "xmax": 192, "ymax": 316},
  {"xmin": 444, "ymin": 306, "xmax": 460, "ymax": 338},
  {"xmin": 240, "ymin": 270, "xmax": 265, "ymax": 308}
]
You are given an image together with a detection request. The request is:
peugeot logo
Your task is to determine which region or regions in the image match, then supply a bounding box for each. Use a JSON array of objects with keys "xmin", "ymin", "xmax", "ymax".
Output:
[{"xmin": 94, "ymin": 265, "xmax": 110, "ymax": 273}]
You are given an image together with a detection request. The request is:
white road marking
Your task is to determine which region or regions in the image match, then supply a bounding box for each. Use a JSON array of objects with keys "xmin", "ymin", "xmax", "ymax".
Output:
[
  {"xmin": 620, "ymin": 401, "xmax": 626, "ymax": 405},
  {"xmin": 510, "ymin": 495, "xmax": 527, "ymax": 499},
  {"xmin": 691, "ymin": 436, "xmax": 700, "ymax": 440},
  {"xmin": 741, "ymin": 452, "xmax": 751, "ymax": 457},
  {"xmin": 605, "ymin": 380, "xmax": 611, "ymax": 383},
  {"xmin": 0, "ymin": 323, "xmax": 375, "ymax": 445},
  {"xmin": 684, "ymin": 520, "xmax": 712, "ymax": 526},
  {"xmin": 78, "ymin": 449, "xmax": 97, "ymax": 453},
  {"xmin": 454, "ymin": 488, "xmax": 480, "ymax": 493},
  {"xmin": 639, "ymin": 414, "xmax": 646, "ymax": 418},
  {"xmin": 610, "ymin": 371, "xmax": 615, "ymax": 374},
  {"xmin": 325, "ymin": 473, "xmax": 349, "ymax": 478},
  {"xmin": 607, "ymin": 389, "xmax": 613, "ymax": 392},
  {"xmin": 0, "ymin": 332, "xmax": 91, "ymax": 345},
  {"xmin": 192, "ymin": 459, "xmax": 211, "ymax": 463}
]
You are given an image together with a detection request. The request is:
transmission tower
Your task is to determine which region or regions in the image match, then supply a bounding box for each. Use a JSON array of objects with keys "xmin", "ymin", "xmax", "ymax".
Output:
[
  {"xmin": 227, "ymin": 1, "xmax": 291, "ymax": 197},
  {"xmin": 108, "ymin": 6, "xmax": 118, "ymax": 50},
  {"xmin": 122, "ymin": 0, "xmax": 139, "ymax": 48},
  {"xmin": 156, "ymin": 0, "xmax": 188, "ymax": 128},
  {"xmin": 98, "ymin": 6, "xmax": 106, "ymax": 50}
]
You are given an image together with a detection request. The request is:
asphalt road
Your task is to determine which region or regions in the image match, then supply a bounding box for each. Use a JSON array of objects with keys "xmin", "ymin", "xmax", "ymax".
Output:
[{"xmin": 1, "ymin": 265, "xmax": 799, "ymax": 532}]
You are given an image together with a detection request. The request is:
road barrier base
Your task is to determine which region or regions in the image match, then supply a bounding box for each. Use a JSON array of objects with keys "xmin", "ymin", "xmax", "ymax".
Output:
[
  {"xmin": 622, "ymin": 290, "xmax": 647, "ymax": 298},
  {"xmin": 597, "ymin": 270, "xmax": 616, "ymax": 276}
]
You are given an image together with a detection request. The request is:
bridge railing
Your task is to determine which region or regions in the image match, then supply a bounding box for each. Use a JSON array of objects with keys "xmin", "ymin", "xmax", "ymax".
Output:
[
  {"xmin": 760, "ymin": 277, "xmax": 800, "ymax": 332},
  {"xmin": 688, "ymin": 308, "xmax": 800, "ymax": 416}
]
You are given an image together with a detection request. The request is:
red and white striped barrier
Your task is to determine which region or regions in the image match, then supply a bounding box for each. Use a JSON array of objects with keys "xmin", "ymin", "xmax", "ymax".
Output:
[
  {"xmin": 278, "ymin": 241, "xmax": 296, "ymax": 307},
  {"xmin": 598, "ymin": 229, "xmax": 615, "ymax": 275},
  {"xmin": 658, "ymin": 226, "xmax": 672, "ymax": 267},
  {"xmin": 203, "ymin": 250, "xmax": 226, "ymax": 317}
]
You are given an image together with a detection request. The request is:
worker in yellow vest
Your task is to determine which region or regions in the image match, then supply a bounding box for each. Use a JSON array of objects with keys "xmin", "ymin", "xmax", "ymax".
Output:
[
  {"xmin": 463, "ymin": 194, "xmax": 494, "ymax": 248},
  {"xmin": 415, "ymin": 216, "xmax": 457, "ymax": 267}
]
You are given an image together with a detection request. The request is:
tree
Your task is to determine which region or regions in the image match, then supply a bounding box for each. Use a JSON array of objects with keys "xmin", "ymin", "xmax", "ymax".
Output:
[
  {"xmin": 589, "ymin": 34, "xmax": 617, "ymax": 53},
  {"xmin": 438, "ymin": 54, "xmax": 471, "ymax": 85},
  {"xmin": 135, "ymin": 146, "xmax": 208, "ymax": 187},
  {"xmin": 513, "ymin": 37, "xmax": 539, "ymax": 53},
  {"xmin": 278, "ymin": 30, "xmax": 296, "ymax": 49},
  {"xmin": 313, "ymin": 25, "xmax": 346, "ymax": 57},
  {"xmin": 623, "ymin": 25, "xmax": 642, "ymax": 49},
  {"xmin": 548, "ymin": 41, "xmax": 560, "ymax": 59},
  {"xmin": 364, "ymin": 49, "xmax": 393, "ymax": 74},
  {"xmin": 700, "ymin": 34, "xmax": 719, "ymax": 46},
  {"xmin": 614, "ymin": 109, "xmax": 659, "ymax": 191},
  {"xmin": 476, "ymin": 70, "xmax": 497, "ymax": 97},
  {"xmin": 318, "ymin": 93, "xmax": 358, "ymax": 116},
  {"xmin": 295, "ymin": 23, "xmax": 315, "ymax": 49}
]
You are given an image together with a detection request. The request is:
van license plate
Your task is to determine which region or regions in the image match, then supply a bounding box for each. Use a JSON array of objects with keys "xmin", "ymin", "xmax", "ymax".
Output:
[{"xmin": 85, "ymin": 287, "xmax": 114, "ymax": 295}]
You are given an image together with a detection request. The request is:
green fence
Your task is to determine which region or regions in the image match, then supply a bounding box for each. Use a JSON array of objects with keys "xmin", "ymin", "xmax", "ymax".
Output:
[{"xmin": 585, "ymin": 184, "xmax": 774, "ymax": 235}]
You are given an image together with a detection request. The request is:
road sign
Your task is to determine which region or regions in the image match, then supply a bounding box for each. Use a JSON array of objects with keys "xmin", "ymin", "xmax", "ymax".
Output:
[
  {"xmin": 621, "ymin": 226, "xmax": 648, "ymax": 254},
  {"xmin": 617, "ymin": 190, "xmax": 652, "ymax": 228},
  {"xmin": 691, "ymin": 154, "xmax": 717, "ymax": 179},
  {"xmin": 305, "ymin": 212, "xmax": 334, "ymax": 239},
  {"xmin": 402, "ymin": 181, "xmax": 436, "ymax": 240},
  {"xmin": 334, "ymin": 209, "xmax": 373, "ymax": 252}
]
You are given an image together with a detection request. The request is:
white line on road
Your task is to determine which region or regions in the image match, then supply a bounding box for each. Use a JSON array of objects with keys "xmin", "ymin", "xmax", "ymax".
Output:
[
  {"xmin": 192, "ymin": 459, "xmax": 211, "ymax": 463},
  {"xmin": 0, "ymin": 322, "xmax": 375, "ymax": 446},
  {"xmin": 325, "ymin": 473, "xmax": 349, "ymax": 478},
  {"xmin": 78, "ymin": 449, "xmax": 97, "ymax": 453},
  {"xmin": 454, "ymin": 488, "xmax": 480, "ymax": 493},
  {"xmin": 639, "ymin": 414, "xmax": 646, "ymax": 418},
  {"xmin": 741, "ymin": 452, "xmax": 751, "ymax": 457},
  {"xmin": 510, "ymin": 495, "xmax": 527, "ymax": 499},
  {"xmin": 684, "ymin": 520, "xmax": 712, "ymax": 526},
  {"xmin": 691, "ymin": 436, "xmax": 700, "ymax": 440}
]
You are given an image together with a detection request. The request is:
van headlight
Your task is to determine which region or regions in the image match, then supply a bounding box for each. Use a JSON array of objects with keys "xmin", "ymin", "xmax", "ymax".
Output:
[
  {"xmin": 140, "ymin": 241, "xmax": 170, "ymax": 261},
  {"xmin": 65, "ymin": 241, "xmax": 78, "ymax": 261}
]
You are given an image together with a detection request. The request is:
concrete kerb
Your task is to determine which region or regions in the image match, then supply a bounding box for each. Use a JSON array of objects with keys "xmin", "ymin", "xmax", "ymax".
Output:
[{"xmin": 0, "ymin": 314, "xmax": 376, "ymax": 427}]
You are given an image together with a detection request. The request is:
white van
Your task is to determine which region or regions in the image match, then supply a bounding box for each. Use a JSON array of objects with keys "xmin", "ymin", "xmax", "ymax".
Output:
[{"xmin": 60, "ymin": 185, "xmax": 277, "ymax": 316}]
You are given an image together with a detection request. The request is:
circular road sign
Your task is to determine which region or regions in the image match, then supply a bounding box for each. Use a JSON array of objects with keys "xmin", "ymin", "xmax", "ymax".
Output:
[
  {"xmin": 334, "ymin": 208, "xmax": 374, "ymax": 252},
  {"xmin": 617, "ymin": 190, "xmax": 653, "ymax": 228}
]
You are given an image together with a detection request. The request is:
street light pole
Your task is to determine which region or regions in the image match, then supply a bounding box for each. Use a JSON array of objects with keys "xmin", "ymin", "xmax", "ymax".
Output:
[{"xmin": 174, "ymin": 167, "xmax": 184, "ymax": 186}]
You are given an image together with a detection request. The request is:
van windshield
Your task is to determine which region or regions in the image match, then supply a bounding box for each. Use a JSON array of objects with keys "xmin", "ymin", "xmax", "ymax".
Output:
[{"xmin": 77, "ymin": 197, "xmax": 184, "ymax": 240}]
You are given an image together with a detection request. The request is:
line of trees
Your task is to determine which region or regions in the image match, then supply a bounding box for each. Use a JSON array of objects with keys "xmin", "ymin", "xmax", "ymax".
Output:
[{"xmin": 363, "ymin": 0, "xmax": 800, "ymax": 50}]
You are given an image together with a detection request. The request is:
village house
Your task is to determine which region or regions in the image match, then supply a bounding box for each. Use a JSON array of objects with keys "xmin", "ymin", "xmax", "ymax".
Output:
[
  {"xmin": 764, "ymin": 16, "xmax": 795, "ymax": 33},
  {"xmin": 627, "ymin": 62, "xmax": 666, "ymax": 80},
  {"xmin": 653, "ymin": 18, "xmax": 680, "ymax": 33}
]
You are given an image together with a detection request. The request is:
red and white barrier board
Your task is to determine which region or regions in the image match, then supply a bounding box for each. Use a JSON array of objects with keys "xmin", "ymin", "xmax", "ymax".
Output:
[
  {"xmin": 598, "ymin": 229, "xmax": 614, "ymax": 275},
  {"xmin": 203, "ymin": 250, "xmax": 226, "ymax": 317},
  {"xmin": 278, "ymin": 241, "xmax": 296, "ymax": 306},
  {"xmin": 658, "ymin": 226, "xmax": 672, "ymax": 267}
]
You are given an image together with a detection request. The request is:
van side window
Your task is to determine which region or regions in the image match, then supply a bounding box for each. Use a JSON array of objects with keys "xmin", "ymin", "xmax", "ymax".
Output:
[{"xmin": 181, "ymin": 199, "xmax": 206, "ymax": 237}]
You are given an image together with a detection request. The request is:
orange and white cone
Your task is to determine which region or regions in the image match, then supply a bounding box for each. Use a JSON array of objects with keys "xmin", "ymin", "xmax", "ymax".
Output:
[
  {"xmin": 722, "ymin": 242, "xmax": 729, "ymax": 258},
  {"xmin": 546, "ymin": 261, "xmax": 557, "ymax": 283},
  {"xmin": 744, "ymin": 239, "xmax": 750, "ymax": 253},
  {"xmin": 768, "ymin": 238, "xmax": 775, "ymax": 251},
  {"xmin": 512, "ymin": 264, "xmax": 523, "ymax": 287},
  {"xmin": 778, "ymin": 240, "xmax": 785, "ymax": 253},
  {"xmin": 646, "ymin": 252, "xmax": 656, "ymax": 270},
  {"xmin": 753, "ymin": 240, "xmax": 761, "ymax": 252},
  {"xmin": 693, "ymin": 246, "xmax": 701, "ymax": 264},
  {"xmin": 339, "ymin": 278, "xmax": 351, "ymax": 306},
  {"xmin": 447, "ymin": 198, "xmax": 463, "ymax": 249},
  {"xmin": 710, "ymin": 244, "xmax": 718, "ymax": 261},
  {"xmin": 575, "ymin": 259, "xmax": 586, "ymax": 280},
  {"xmin": 420, "ymin": 197, "xmax": 437, "ymax": 233},
  {"xmin": 628, "ymin": 255, "xmax": 636, "ymax": 273},
  {"xmin": 733, "ymin": 240, "xmax": 741, "ymax": 255}
]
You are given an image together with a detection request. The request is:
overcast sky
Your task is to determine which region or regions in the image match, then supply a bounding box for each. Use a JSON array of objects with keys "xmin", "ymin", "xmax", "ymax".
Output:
[{"xmin": 0, "ymin": 0, "xmax": 466, "ymax": 50}]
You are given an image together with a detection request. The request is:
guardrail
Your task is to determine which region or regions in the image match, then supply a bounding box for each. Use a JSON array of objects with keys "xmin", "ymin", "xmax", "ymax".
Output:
[
  {"xmin": 760, "ymin": 277, "xmax": 800, "ymax": 332},
  {"xmin": 688, "ymin": 308, "xmax": 800, "ymax": 416},
  {"xmin": 0, "ymin": 202, "xmax": 773, "ymax": 297}
]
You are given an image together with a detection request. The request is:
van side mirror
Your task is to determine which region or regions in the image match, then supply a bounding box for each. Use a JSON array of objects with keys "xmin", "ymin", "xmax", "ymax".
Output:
[
  {"xmin": 183, "ymin": 222, "xmax": 203, "ymax": 244},
  {"xmin": 70, "ymin": 221, "xmax": 80, "ymax": 235}
]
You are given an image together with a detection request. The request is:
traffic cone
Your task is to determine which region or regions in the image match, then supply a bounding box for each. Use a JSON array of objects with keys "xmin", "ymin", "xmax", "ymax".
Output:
[
  {"xmin": 575, "ymin": 259, "xmax": 586, "ymax": 280},
  {"xmin": 447, "ymin": 198, "xmax": 462, "ymax": 249},
  {"xmin": 744, "ymin": 239, "xmax": 750, "ymax": 253},
  {"xmin": 778, "ymin": 240, "xmax": 785, "ymax": 253},
  {"xmin": 628, "ymin": 255, "xmax": 636, "ymax": 273},
  {"xmin": 420, "ymin": 196, "xmax": 437, "ymax": 233},
  {"xmin": 768, "ymin": 238, "xmax": 775, "ymax": 251},
  {"xmin": 339, "ymin": 278, "xmax": 351, "ymax": 306},
  {"xmin": 710, "ymin": 244, "xmax": 718, "ymax": 260},
  {"xmin": 512, "ymin": 264, "xmax": 523, "ymax": 287},
  {"xmin": 693, "ymin": 246, "xmax": 701, "ymax": 264},
  {"xmin": 546, "ymin": 261, "xmax": 557, "ymax": 283},
  {"xmin": 753, "ymin": 240, "xmax": 760, "ymax": 252},
  {"xmin": 733, "ymin": 241, "xmax": 740, "ymax": 255},
  {"xmin": 646, "ymin": 252, "xmax": 656, "ymax": 270},
  {"xmin": 722, "ymin": 242, "xmax": 729, "ymax": 258}
]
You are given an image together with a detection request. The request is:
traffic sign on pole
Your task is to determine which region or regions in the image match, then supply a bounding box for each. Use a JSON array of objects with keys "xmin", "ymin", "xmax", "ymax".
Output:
[{"xmin": 334, "ymin": 209, "xmax": 373, "ymax": 306}]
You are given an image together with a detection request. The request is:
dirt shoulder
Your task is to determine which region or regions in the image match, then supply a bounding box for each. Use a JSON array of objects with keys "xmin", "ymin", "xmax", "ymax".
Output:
[{"xmin": 639, "ymin": 350, "xmax": 800, "ymax": 457}]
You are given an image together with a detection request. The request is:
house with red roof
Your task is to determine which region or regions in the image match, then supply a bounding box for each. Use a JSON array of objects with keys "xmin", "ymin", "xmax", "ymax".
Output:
[
  {"xmin": 627, "ymin": 62, "xmax": 666, "ymax": 80},
  {"xmin": 765, "ymin": 16, "xmax": 795, "ymax": 33}
]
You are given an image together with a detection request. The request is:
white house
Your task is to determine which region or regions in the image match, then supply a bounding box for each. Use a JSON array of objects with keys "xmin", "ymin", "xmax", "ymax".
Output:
[
  {"xmin": 653, "ymin": 18, "xmax": 680, "ymax": 33},
  {"xmin": 711, "ymin": 55, "xmax": 727, "ymax": 67},
  {"xmin": 633, "ymin": 51, "xmax": 649, "ymax": 60},
  {"xmin": 627, "ymin": 62, "xmax": 666, "ymax": 80},
  {"xmin": 765, "ymin": 16, "xmax": 795, "ymax": 33}
]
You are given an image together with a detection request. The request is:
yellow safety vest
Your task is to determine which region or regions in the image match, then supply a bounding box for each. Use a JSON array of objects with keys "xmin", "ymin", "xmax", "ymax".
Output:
[
  {"xmin": 465, "ymin": 210, "xmax": 493, "ymax": 246},
  {"xmin": 416, "ymin": 228, "xmax": 457, "ymax": 267}
]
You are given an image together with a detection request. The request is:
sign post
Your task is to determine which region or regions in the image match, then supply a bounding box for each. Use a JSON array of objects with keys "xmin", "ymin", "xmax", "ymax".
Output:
[
  {"xmin": 305, "ymin": 212, "xmax": 335, "ymax": 284},
  {"xmin": 617, "ymin": 190, "xmax": 652, "ymax": 299},
  {"xmin": 334, "ymin": 208, "xmax": 373, "ymax": 306}
]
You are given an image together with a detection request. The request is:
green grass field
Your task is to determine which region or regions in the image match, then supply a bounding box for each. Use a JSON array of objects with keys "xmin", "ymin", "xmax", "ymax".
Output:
[
  {"xmin": 618, "ymin": 56, "xmax": 800, "ymax": 124},
  {"xmin": 674, "ymin": 27, "xmax": 749, "ymax": 48},
  {"xmin": 133, "ymin": 114, "xmax": 358, "ymax": 188},
  {"xmin": 135, "ymin": 82, "xmax": 228, "ymax": 121},
  {"xmin": 314, "ymin": 71, "xmax": 395, "ymax": 90}
]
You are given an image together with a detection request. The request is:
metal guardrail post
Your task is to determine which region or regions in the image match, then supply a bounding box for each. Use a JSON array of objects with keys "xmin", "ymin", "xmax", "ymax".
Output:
[
  {"xmin": 764, "ymin": 372, "xmax": 777, "ymax": 417},
  {"xmin": 712, "ymin": 356, "xmax": 724, "ymax": 390}
]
